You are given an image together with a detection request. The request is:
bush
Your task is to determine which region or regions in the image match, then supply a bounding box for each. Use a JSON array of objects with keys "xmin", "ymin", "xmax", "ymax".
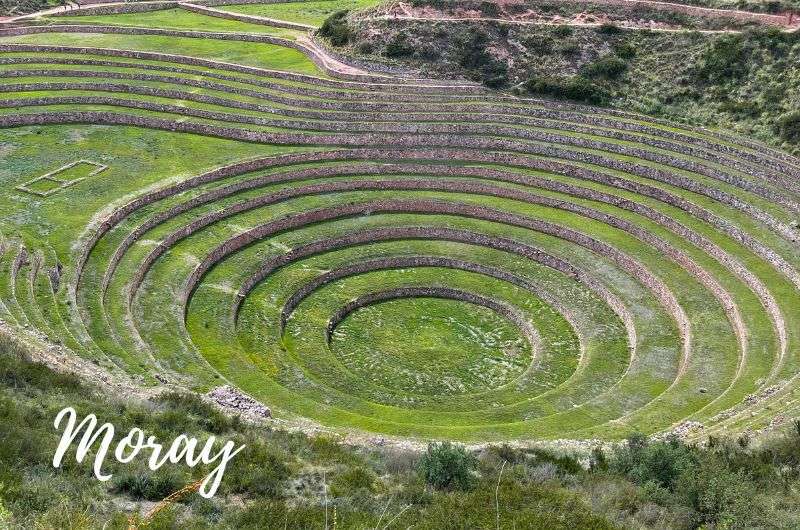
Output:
[
  {"xmin": 597, "ymin": 23, "xmax": 622, "ymax": 35},
  {"xmin": 676, "ymin": 459, "xmax": 761, "ymax": 528},
  {"xmin": 384, "ymin": 32, "xmax": 415, "ymax": 58},
  {"xmin": 479, "ymin": 1, "xmax": 500, "ymax": 18},
  {"xmin": 419, "ymin": 442, "xmax": 477, "ymax": 491},
  {"xmin": 224, "ymin": 440, "xmax": 289, "ymax": 497},
  {"xmin": 524, "ymin": 75, "xmax": 609, "ymax": 105},
  {"xmin": 318, "ymin": 10, "xmax": 352, "ymax": 47},
  {"xmin": 556, "ymin": 40, "xmax": 580, "ymax": 55},
  {"xmin": 330, "ymin": 467, "xmax": 376, "ymax": 496},
  {"xmin": 582, "ymin": 55, "xmax": 628, "ymax": 79},
  {"xmin": 696, "ymin": 34, "xmax": 749, "ymax": 82},
  {"xmin": 454, "ymin": 29, "xmax": 509, "ymax": 87},
  {"xmin": 523, "ymin": 35, "xmax": 553, "ymax": 55},
  {"xmin": 613, "ymin": 41, "xmax": 637, "ymax": 60},
  {"xmin": 611, "ymin": 434, "xmax": 696, "ymax": 490},
  {"xmin": 553, "ymin": 25, "xmax": 573, "ymax": 37},
  {"xmin": 777, "ymin": 111, "xmax": 800, "ymax": 143}
]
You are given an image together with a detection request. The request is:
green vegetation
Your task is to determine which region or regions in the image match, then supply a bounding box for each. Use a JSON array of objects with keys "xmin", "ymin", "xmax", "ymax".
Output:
[
  {"xmin": 778, "ymin": 110, "xmax": 800, "ymax": 142},
  {"xmin": 223, "ymin": 0, "xmax": 381, "ymax": 27},
  {"xmin": 0, "ymin": 4, "xmax": 799, "ymax": 528},
  {"xmin": 0, "ymin": 17, "xmax": 798, "ymax": 442},
  {"xmin": 51, "ymin": 8, "xmax": 303, "ymax": 39},
  {"xmin": 664, "ymin": 0, "xmax": 800, "ymax": 13},
  {"xmin": 319, "ymin": 9, "xmax": 353, "ymax": 46},
  {"xmin": 3, "ymin": 338, "xmax": 800, "ymax": 528},
  {"xmin": 0, "ymin": 0, "xmax": 55, "ymax": 17},
  {"xmin": 523, "ymin": 75, "xmax": 609, "ymax": 104},
  {"xmin": 419, "ymin": 442, "xmax": 478, "ymax": 491},
  {"xmin": 0, "ymin": 32, "xmax": 324, "ymax": 73},
  {"xmin": 335, "ymin": 16, "xmax": 800, "ymax": 153}
]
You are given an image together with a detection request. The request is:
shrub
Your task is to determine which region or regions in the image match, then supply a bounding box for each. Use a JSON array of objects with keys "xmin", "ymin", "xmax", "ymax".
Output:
[
  {"xmin": 418, "ymin": 442, "xmax": 477, "ymax": 491},
  {"xmin": 582, "ymin": 55, "xmax": 628, "ymax": 79},
  {"xmin": 777, "ymin": 111, "xmax": 800, "ymax": 143},
  {"xmin": 224, "ymin": 440, "xmax": 289, "ymax": 497},
  {"xmin": 613, "ymin": 41, "xmax": 637, "ymax": 60},
  {"xmin": 553, "ymin": 25, "xmax": 573, "ymax": 37},
  {"xmin": 524, "ymin": 75, "xmax": 609, "ymax": 105},
  {"xmin": 611, "ymin": 434, "xmax": 696, "ymax": 491},
  {"xmin": 330, "ymin": 467, "xmax": 376, "ymax": 496},
  {"xmin": 597, "ymin": 23, "xmax": 622, "ymax": 35},
  {"xmin": 318, "ymin": 10, "xmax": 352, "ymax": 47},
  {"xmin": 526, "ymin": 448, "xmax": 582, "ymax": 475},
  {"xmin": 356, "ymin": 41, "xmax": 374, "ymax": 55},
  {"xmin": 385, "ymin": 32, "xmax": 415, "ymax": 57},
  {"xmin": 590, "ymin": 447, "xmax": 608, "ymax": 472},
  {"xmin": 556, "ymin": 40, "xmax": 580, "ymax": 55},
  {"xmin": 676, "ymin": 459, "xmax": 761, "ymax": 528},
  {"xmin": 696, "ymin": 34, "xmax": 749, "ymax": 82},
  {"xmin": 452, "ymin": 30, "xmax": 508, "ymax": 87},
  {"xmin": 479, "ymin": 1, "xmax": 500, "ymax": 18},
  {"xmin": 523, "ymin": 35, "xmax": 553, "ymax": 55}
]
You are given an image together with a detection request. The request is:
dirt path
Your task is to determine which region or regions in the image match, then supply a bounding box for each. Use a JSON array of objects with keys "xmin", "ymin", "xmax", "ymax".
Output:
[
  {"xmin": 1, "ymin": 0, "xmax": 172, "ymax": 23},
  {"xmin": 382, "ymin": 0, "xmax": 800, "ymax": 31},
  {"xmin": 550, "ymin": 0, "xmax": 798, "ymax": 27},
  {"xmin": 296, "ymin": 34, "xmax": 373, "ymax": 76},
  {"xmin": 372, "ymin": 14, "xmax": 740, "ymax": 33}
]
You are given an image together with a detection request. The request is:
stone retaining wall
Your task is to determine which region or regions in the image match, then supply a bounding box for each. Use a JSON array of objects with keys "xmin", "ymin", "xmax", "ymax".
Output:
[
  {"xmin": 0, "ymin": 25, "xmax": 371, "ymax": 81},
  {"xmin": 179, "ymin": 199, "xmax": 685, "ymax": 360},
  {"xmin": 4, "ymin": 84, "xmax": 793, "ymax": 192},
  {"xmin": 1, "ymin": 42, "xmax": 794, "ymax": 167},
  {"xmin": 75, "ymin": 156, "xmax": 772, "ymax": 363},
  {"xmin": 277, "ymin": 256, "xmax": 567, "ymax": 332},
  {"xmin": 66, "ymin": 143, "xmax": 798, "ymax": 314},
  {"xmin": 3, "ymin": 70, "xmax": 796, "ymax": 191},
  {"xmin": 324, "ymin": 286, "xmax": 539, "ymax": 348},
  {"xmin": 2, "ymin": 109, "xmax": 791, "ymax": 243},
  {"xmin": 1, "ymin": 64, "xmax": 793, "ymax": 180},
  {"xmin": 53, "ymin": 2, "xmax": 179, "ymax": 17},
  {"xmin": 240, "ymin": 224, "xmax": 636, "ymax": 351}
]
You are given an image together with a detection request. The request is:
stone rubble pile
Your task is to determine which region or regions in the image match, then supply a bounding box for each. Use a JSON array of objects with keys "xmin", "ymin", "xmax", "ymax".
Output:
[{"xmin": 208, "ymin": 385, "xmax": 272, "ymax": 418}]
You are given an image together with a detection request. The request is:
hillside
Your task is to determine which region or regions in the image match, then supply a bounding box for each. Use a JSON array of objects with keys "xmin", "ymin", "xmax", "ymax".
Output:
[
  {"xmin": 4, "ymin": 332, "xmax": 800, "ymax": 528},
  {"xmin": 321, "ymin": 0, "xmax": 800, "ymax": 153},
  {"xmin": 1, "ymin": 0, "xmax": 800, "ymax": 527}
]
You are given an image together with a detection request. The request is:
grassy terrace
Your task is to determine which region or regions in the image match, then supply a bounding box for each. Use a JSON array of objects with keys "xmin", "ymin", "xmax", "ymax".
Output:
[
  {"xmin": 0, "ymin": 33, "xmax": 322, "ymax": 73},
  {"xmin": 44, "ymin": 8, "xmax": 305, "ymax": 38},
  {"xmin": 0, "ymin": 1, "xmax": 799, "ymax": 446},
  {"xmin": 221, "ymin": 0, "xmax": 382, "ymax": 26}
]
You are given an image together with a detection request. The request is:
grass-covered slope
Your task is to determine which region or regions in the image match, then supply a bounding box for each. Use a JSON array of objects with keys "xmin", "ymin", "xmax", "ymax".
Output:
[
  {"xmin": 4, "ymin": 331, "xmax": 800, "ymax": 528},
  {"xmin": 222, "ymin": 0, "xmax": 381, "ymax": 26},
  {"xmin": 331, "ymin": 8, "xmax": 800, "ymax": 153},
  {"xmin": 0, "ymin": 1, "xmax": 798, "ymax": 445}
]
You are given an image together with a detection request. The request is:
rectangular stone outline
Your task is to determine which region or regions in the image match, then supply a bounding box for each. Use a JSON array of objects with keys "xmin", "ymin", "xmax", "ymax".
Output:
[{"xmin": 16, "ymin": 160, "xmax": 108, "ymax": 197}]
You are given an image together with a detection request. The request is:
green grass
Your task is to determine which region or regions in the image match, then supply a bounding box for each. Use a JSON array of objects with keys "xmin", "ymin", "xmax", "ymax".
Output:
[
  {"xmin": 0, "ymin": 20, "xmax": 798, "ymax": 444},
  {"xmin": 222, "ymin": 0, "xmax": 382, "ymax": 27},
  {"xmin": 47, "ymin": 8, "xmax": 304, "ymax": 39},
  {"xmin": 0, "ymin": 33, "xmax": 324, "ymax": 75}
]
